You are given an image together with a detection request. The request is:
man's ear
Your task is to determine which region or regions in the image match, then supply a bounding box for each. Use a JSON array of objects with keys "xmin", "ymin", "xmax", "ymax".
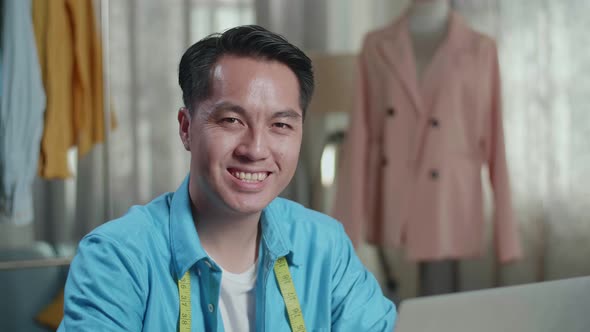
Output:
[{"xmin": 178, "ymin": 107, "xmax": 191, "ymax": 151}]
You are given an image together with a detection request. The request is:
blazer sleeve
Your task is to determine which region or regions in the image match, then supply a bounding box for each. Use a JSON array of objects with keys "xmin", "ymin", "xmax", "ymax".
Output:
[
  {"xmin": 331, "ymin": 46, "xmax": 371, "ymax": 247},
  {"xmin": 486, "ymin": 44, "xmax": 523, "ymax": 264},
  {"xmin": 58, "ymin": 234, "xmax": 146, "ymax": 331}
]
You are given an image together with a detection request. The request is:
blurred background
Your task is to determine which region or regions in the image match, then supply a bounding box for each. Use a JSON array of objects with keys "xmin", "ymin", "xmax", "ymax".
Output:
[{"xmin": 1, "ymin": 0, "xmax": 589, "ymax": 330}]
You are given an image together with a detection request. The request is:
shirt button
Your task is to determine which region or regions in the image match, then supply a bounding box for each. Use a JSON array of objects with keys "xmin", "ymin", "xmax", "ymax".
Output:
[
  {"xmin": 197, "ymin": 268, "xmax": 201, "ymax": 276},
  {"xmin": 429, "ymin": 117, "xmax": 440, "ymax": 128},
  {"xmin": 430, "ymin": 169, "xmax": 440, "ymax": 180},
  {"xmin": 381, "ymin": 157, "xmax": 388, "ymax": 167},
  {"xmin": 387, "ymin": 107, "xmax": 395, "ymax": 116},
  {"xmin": 208, "ymin": 304, "xmax": 214, "ymax": 312}
]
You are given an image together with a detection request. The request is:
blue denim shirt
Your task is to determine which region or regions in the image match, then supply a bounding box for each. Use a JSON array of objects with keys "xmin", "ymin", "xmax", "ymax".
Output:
[{"xmin": 59, "ymin": 176, "xmax": 396, "ymax": 331}]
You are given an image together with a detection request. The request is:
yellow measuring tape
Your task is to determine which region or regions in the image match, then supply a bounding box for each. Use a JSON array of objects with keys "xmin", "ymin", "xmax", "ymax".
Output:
[
  {"xmin": 273, "ymin": 256, "xmax": 307, "ymax": 332},
  {"xmin": 178, "ymin": 272, "xmax": 191, "ymax": 332},
  {"xmin": 177, "ymin": 256, "xmax": 306, "ymax": 332}
]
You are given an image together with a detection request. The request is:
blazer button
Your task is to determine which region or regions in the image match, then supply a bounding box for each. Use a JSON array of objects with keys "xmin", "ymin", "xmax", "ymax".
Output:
[
  {"xmin": 387, "ymin": 108, "xmax": 395, "ymax": 116},
  {"xmin": 429, "ymin": 117, "xmax": 439, "ymax": 128},
  {"xmin": 430, "ymin": 169, "xmax": 439, "ymax": 180}
]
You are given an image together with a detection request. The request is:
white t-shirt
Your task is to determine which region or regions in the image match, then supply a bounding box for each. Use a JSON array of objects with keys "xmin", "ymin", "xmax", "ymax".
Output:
[{"xmin": 217, "ymin": 261, "xmax": 258, "ymax": 332}]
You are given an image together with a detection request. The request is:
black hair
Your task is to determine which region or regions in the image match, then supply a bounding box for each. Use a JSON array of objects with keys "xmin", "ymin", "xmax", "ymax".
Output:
[{"xmin": 178, "ymin": 25, "xmax": 314, "ymax": 117}]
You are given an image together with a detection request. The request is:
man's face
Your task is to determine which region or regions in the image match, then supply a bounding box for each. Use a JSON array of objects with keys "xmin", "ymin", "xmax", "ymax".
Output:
[{"xmin": 178, "ymin": 55, "xmax": 303, "ymax": 217}]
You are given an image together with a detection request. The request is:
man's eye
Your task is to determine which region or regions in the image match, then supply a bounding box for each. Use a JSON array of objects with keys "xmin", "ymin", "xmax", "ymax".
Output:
[
  {"xmin": 221, "ymin": 118, "xmax": 241, "ymax": 124},
  {"xmin": 273, "ymin": 122, "xmax": 292, "ymax": 130}
]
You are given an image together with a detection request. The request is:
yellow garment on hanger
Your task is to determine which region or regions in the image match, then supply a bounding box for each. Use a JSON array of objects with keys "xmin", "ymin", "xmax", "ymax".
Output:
[{"xmin": 33, "ymin": 0, "xmax": 115, "ymax": 179}]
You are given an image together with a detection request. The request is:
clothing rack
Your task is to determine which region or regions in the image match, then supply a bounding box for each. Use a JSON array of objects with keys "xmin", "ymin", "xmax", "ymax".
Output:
[
  {"xmin": 0, "ymin": 0, "xmax": 112, "ymax": 270},
  {"xmin": 0, "ymin": 257, "xmax": 72, "ymax": 271}
]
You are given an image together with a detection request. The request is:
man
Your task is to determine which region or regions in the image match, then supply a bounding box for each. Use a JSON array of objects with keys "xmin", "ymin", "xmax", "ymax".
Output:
[{"xmin": 59, "ymin": 25, "xmax": 395, "ymax": 331}]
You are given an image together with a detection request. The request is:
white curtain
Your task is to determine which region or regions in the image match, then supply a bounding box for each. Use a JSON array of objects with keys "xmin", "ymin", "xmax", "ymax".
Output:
[
  {"xmin": 453, "ymin": 0, "xmax": 590, "ymax": 283},
  {"xmin": 108, "ymin": 0, "xmax": 189, "ymax": 219}
]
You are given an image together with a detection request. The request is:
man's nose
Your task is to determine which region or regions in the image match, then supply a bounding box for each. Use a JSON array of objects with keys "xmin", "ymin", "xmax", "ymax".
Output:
[{"xmin": 234, "ymin": 127, "xmax": 271, "ymax": 161}]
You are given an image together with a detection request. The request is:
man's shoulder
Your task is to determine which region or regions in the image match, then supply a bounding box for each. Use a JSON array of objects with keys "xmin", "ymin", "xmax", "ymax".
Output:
[
  {"xmin": 84, "ymin": 192, "xmax": 173, "ymax": 249},
  {"xmin": 267, "ymin": 197, "xmax": 344, "ymax": 235},
  {"xmin": 267, "ymin": 198, "xmax": 355, "ymax": 266}
]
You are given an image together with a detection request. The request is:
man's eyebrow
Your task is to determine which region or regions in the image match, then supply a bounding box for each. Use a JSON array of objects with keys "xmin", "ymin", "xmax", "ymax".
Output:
[
  {"xmin": 272, "ymin": 109, "xmax": 302, "ymax": 120},
  {"xmin": 210, "ymin": 101, "xmax": 247, "ymax": 116}
]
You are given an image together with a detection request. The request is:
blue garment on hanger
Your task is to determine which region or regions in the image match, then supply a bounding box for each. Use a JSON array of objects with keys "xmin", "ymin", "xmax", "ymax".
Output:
[{"xmin": 0, "ymin": 0, "xmax": 46, "ymax": 224}]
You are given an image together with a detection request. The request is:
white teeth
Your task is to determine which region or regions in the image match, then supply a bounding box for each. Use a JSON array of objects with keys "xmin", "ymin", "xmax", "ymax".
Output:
[{"xmin": 232, "ymin": 171, "xmax": 268, "ymax": 182}]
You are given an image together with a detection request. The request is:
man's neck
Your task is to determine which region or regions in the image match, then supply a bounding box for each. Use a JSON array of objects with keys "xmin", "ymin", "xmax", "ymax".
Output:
[{"xmin": 194, "ymin": 208, "xmax": 261, "ymax": 274}]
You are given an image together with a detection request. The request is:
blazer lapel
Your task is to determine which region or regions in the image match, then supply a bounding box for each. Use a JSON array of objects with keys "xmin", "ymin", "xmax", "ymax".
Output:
[
  {"xmin": 378, "ymin": 17, "xmax": 424, "ymax": 116},
  {"xmin": 412, "ymin": 12, "xmax": 475, "ymax": 167},
  {"xmin": 421, "ymin": 12, "xmax": 472, "ymax": 112}
]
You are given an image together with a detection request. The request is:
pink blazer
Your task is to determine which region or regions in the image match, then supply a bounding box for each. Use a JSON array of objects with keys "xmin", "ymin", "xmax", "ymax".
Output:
[{"xmin": 332, "ymin": 12, "xmax": 522, "ymax": 263}]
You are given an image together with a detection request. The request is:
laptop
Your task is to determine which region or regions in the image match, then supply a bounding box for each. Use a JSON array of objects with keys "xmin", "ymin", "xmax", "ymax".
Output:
[{"xmin": 395, "ymin": 276, "xmax": 590, "ymax": 332}]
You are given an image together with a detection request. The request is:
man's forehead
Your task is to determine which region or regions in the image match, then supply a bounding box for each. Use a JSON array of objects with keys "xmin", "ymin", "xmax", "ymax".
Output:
[{"xmin": 204, "ymin": 56, "xmax": 301, "ymax": 110}]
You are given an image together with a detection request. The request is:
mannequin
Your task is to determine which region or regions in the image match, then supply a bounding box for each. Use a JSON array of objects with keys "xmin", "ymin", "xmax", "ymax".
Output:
[
  {"xmin": 409, "ymin": 0, "xmax": 459, "ymax": 296},
  {"xmin": 408, "ymin": 0, "xmax": 451, "ymax": 79}
]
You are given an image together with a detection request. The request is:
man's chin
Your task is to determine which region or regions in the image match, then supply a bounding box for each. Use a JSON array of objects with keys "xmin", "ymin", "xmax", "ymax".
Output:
[{"xmin": 220, "ymin": 192, "xmax": 273, "ymax": 216}]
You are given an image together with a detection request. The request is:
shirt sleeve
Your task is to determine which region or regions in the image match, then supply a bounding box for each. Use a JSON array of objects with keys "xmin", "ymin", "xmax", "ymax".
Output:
[
  {"xmin": 58, "ymin": 234, "xmax": 146, "ymax": 331},
  {"xmin": 330, "ymin": 223, "xmax": 396, "ymax": 331}
]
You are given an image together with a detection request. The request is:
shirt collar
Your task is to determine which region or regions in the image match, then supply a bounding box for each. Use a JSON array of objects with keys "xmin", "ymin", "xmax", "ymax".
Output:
[
  {"xmin": 169, "ymin": 175, "xmax": 208, "ymax": 280},
  {"xmin": 260, "ymin": 199, "xmax": 301, "ymax": 267},
  {"xmin": 170, "ymin": 175, "xmax": 301, "ymax": 279}
]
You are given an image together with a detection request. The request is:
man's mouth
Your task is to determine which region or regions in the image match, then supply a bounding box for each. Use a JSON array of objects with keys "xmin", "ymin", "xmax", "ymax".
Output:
[{"xmin": 228, "ymin": 169, "xmax": 270, "ymax": 183}]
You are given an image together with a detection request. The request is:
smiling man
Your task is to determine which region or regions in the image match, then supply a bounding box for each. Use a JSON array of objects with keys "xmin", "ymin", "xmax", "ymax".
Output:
[{"xmin": 58, "ymin": 25, "xmax": 395, "ymax": 331}]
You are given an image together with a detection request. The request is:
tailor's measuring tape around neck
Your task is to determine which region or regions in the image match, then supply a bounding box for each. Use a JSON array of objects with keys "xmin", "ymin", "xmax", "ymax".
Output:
[
  {"xmin": 178, "ymin": 272, "xmax": 191, "ymax": 331},
  {"xmin": 177, "ymin": 256, "xmax": 306, "ymax": 332},
  {"xmin": 273, "ymin": 256, "xmax": 306, "ymax": 331}
]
